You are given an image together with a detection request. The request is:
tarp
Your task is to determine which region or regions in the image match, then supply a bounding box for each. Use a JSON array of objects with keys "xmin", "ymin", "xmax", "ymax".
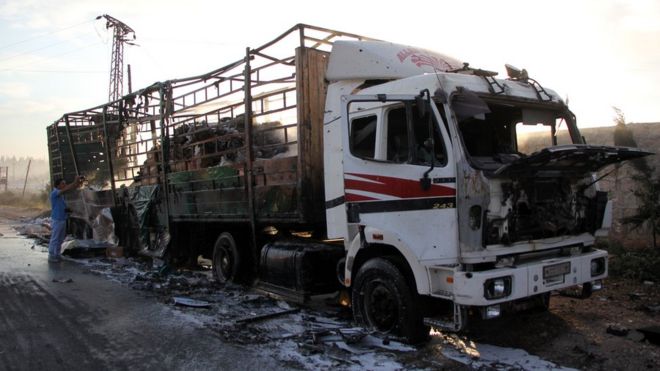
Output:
[{"xmin": 124, "ymin": 184, "xmax": 169, "ymax": 257}]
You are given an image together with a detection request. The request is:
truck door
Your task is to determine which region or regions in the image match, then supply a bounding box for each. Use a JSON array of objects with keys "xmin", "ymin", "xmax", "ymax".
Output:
[{"xmin": 341, "ymin": 94, "xmax": 459, "ymax": 265}]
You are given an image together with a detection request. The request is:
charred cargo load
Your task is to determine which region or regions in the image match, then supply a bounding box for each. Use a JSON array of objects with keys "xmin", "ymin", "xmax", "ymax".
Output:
[
  {"xmin": 46, "ymin": 25, "xmax": 363, "ymax": 259},
  {"xmin": 47, "ymin": 24, "xmax": 651, "ymax": 344}
]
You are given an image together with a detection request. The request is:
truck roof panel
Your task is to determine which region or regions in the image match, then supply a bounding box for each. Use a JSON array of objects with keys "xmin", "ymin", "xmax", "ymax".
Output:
[{"xmin": 326, "ymin": 40, "xmax": 464, "ymax": 81}]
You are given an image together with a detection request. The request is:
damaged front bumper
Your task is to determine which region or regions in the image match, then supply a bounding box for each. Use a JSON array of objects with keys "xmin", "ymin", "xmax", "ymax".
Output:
[{"xmin": 452, "ymin": 248, "xmax": 607, "ymax": 307}]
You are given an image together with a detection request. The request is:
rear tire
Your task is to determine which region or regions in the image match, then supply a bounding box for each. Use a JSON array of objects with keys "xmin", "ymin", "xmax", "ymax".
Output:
[
  {"xmin": 213, "ymin": 232, "xmax": 241, "ymax": 284},
  {"xmin": 352, "ymin": 258, "xmax": 429, "ymax": 344}
]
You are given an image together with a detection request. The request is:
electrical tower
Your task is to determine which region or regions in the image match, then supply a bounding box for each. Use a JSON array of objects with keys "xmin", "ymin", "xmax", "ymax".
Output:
[{"xmin": 97, "ymin": 14, "xmax": 136, "ymax": 102}]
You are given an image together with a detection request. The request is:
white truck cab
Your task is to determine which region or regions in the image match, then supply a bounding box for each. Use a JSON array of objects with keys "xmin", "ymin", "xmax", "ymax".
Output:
[{"xmin": 323, "ymin": 40, "xmax": 648, "ymax": 342}]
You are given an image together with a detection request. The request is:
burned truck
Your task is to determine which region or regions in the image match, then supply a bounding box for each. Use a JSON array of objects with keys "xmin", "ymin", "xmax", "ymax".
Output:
[{"xmin": 47, "ymin": 24, "xmax": 650, "ymax": 343}]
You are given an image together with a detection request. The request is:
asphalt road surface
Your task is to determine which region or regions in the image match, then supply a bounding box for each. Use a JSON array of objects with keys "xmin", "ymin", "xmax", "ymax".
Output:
[{"xmin": 0, "ymin": 218, "xmax": 285, "ymax": 371}]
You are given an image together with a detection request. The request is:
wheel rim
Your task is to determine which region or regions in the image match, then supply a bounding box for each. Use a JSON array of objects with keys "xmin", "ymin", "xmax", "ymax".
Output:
[
  {"xmin": 214, "ymin": 242, "xmax": 234, "ymax": 282},
  {"xmin": 363, "ymin": 279, "xmax": 398, "ymax": 332}
]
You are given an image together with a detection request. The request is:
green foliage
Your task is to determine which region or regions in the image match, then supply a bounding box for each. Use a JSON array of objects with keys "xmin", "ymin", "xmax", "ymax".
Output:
[
  {"xmin": 621, "ymin": 175, "xmax": 660, "ymax": 242},
  {"xmin": 613, "ymin": 107, "xmax": 637, "ymax": 147},
  {"xmin": 613, "ymin": 107, "xmax": 659, "ymax": 247},
  {"xmin": 612, "ymin": 107, "xmax": 652, "ymax": 175},
  {"xmin": 605, "ymin": 240, "xmax": 660, "ymax": 282}
]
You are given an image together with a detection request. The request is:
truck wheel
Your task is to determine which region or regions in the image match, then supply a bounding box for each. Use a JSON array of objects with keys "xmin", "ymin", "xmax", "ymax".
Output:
[
  {"xmin": 213, "ymin": 232, "xmax": 240, "ymax": 283},
  {"xmin": 352, "ymin": 258, "xmax": 428, "ymax": 344}
]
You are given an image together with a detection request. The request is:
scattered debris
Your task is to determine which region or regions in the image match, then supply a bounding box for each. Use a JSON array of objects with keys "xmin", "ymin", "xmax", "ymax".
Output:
[
  {"xmin": 13, "ymin": 218, "xmax": 51, "ymax": 243},
  {"xmin": 606, "ymin": 324, "xmax": 630, "ymax": 337},
  {"xmin": 62, "ymin": 239, "xmax": 113, "ymax": 258},
  {"xmin": 173, "ymin": 297, "xmax": 211, "ymax": 308},
  {"xmin": 106, "ymin": 245, "xmax": 123, "ymax": 258},
  {"xmin": 626, "ymin": 330, "xmax": 646, "ymax": 342},
  {"xmin": 52, "ymin": 278, "xmax": 73, "ymax": 283},
  {"xmin": 158, "ymin": 264, "xmax": 172, "ymax": 277},
  {"xmin": 235, "ymin": 308, "xmax": 300, "ymax": 324},
  {"xmin": 15, "ymin": 227, "xmax": 596, "ymax": 370},
  {"xmin": 637, "ymin": 326, "xmax": 660, "ymax": 345},
  {"xmin": 338, "ymin": 327, "xmax": 368, "ymax": 344},
  {"xmin": 644, "ymin": 304, "xmax": 660, "ymax": 314},
  {"xmin": 629, "ymin": 292, "xmax": 646, "ymax": 300}
]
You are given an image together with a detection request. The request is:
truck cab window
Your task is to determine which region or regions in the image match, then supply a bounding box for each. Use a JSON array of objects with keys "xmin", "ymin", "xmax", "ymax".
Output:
[
  {"xmin": 350, "ymin": 115, "xmax": 377, "ymax": 159},
  {"xmin": 455, "ymin": 98, "xmax": 577, "ymax": 171},
  {"xmin": 517, "ymin": 118, "xmax": 575, "ymax": 154},
  {"xmin": 386, "ymin": 104, "xmax": 446, "ymax": 166},
  {"xmin": 386, "ymin": 108, "xmax": 409, "ymax": 163}
]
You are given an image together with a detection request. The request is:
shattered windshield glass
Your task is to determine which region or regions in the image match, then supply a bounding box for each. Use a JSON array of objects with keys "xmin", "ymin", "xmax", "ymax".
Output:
[{"xmin": 452, "ymin": 92, "xmax": 579, "ymax": 170}]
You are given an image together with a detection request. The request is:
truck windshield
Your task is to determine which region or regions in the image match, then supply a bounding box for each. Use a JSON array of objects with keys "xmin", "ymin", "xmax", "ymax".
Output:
[{"xmin": 452, "ymin": 93, "xmax": 580, "ymax": 171}]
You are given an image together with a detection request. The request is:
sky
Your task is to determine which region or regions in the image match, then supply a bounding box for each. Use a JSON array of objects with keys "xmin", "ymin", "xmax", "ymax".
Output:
[{"xmin": 0, "ymin": 0, "xmax": 659, "ymax": 160}]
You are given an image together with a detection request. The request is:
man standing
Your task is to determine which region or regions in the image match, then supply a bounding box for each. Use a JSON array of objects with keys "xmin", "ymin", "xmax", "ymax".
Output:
[{"xmin": 48, "ymin": 176, "xmax": 83, "ymax": 262}]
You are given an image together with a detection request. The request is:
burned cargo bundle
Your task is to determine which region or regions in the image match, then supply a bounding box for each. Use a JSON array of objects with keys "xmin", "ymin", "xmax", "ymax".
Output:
[
  {"xmin": 139, "ymin": 117, "xmax": 295, "ymax": 181},
  {"xmin": 170, "ymin": 117, "xmax": 293, "ymax": 168}
]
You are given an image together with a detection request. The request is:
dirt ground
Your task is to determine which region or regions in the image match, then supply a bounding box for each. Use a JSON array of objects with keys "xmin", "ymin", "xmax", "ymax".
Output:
[
  {"xmin": 448, "ymin": 278, "xmax": 660, "ymax": 370},
  {"xmin": 2, "ymin": 204, "xmax": 659, "ymax": 370},
  {"xmin": 0, "ymin": 205, "xmax": 45, "ymax": 220}
]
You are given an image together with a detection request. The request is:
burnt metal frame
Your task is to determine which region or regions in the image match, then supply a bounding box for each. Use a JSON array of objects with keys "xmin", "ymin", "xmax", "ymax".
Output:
[{"xmin": 46, "ymin": 24, "xmax": 375, "ymax": 247}]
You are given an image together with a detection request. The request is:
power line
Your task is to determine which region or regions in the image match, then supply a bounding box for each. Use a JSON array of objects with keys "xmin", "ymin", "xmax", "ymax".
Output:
[
  {"xmin": 0, "ymin": 69, "xmax": 105, "ymax": 74},
  {"xmin": 0, "ymin": 19, "xmax": 95, "ymax": 51},
  {"xmin": 0, "ymin": 38, "xmax": 74, "ymax": 63},
  {"xmin": 0, "ymin": 41, "xmax": 104, "ymax": 72}
]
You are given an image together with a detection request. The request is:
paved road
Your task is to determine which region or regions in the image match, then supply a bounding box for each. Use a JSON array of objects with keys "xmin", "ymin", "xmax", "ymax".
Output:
[{"xmin": 0, "ymin": 219, "xmax": 285, "ymax": 371}]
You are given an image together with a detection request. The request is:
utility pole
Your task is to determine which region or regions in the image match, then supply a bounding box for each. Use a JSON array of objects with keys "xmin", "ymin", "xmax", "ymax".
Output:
[
  {"xmin": 0, "ymin": 166, "xmax": 8, "ymax": 192},
  {"xmin": 97, "ymin": 14, "xmax": 136, "ymax": 102},
  {"xmin": 22, "ymin": 159, "xmax": 31, "ymax": 197}
]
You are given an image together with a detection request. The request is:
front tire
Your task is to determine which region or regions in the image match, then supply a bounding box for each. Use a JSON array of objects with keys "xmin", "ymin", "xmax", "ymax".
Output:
[
  {"xmin": 213, "ymin": 232, "xmax": 241, "ymax": 284},
  {"xmin": 352, "ymin": 258, "xmax": 428, "ymax": 344}
]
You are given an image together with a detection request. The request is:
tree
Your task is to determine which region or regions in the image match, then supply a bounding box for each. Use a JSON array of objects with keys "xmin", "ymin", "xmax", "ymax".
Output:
[
  {"xmin": 613, "ymin": 107, "xmax": 659, "ymax": 248},
  {"xmin": 622, "ymin": 176, "xmax": 660, "ymax": 248}
]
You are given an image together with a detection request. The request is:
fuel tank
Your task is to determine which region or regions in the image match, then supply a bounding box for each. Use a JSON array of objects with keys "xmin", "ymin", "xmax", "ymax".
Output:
[{"xmin": 259, "ymin": 240, "xmax": 344, "ymax": 300}]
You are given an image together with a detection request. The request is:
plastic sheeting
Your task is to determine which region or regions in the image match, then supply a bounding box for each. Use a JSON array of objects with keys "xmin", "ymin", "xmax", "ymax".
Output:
[
  {"xmin": 91, "ymin": 208, "xmax": 117, "ymax": 244},
  {"xmin": 124, "ymin": 184, "xmax": 169, "ymax": 257},
  {"xmin": 127, "ymin": 184, "xmax": 160, "ymax": 233}
]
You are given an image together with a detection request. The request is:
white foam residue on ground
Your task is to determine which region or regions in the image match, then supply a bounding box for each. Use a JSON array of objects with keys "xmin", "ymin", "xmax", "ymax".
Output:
[
  {"xmin": 441, "ymin": 340, "xmax": 578, "ymax": 371},
  {"xmin": 360, "ymin": 334, "xmax": 416, "ymax": 352},
  {"xmin": 267, "ymin": 338, "xmax": 408, "ymax": 371},
  {"xmin": 272, "ymin": 339, "xmax": 336, "ymax": 369},
  {"xmin": 169, "ymin": 306, "xmax": 211, "ymax": 327}
]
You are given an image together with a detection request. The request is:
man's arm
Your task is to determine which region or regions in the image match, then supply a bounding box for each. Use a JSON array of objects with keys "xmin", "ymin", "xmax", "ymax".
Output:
[{"xmin": 61, "ymin": 176, "xmax": 83, "ymax": 193}]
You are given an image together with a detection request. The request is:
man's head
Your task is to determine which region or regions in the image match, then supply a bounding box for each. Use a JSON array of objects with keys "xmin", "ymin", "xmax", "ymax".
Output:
[{"xmin": 54, "ymin": 178, "xmax": 66, "ymax": 190}]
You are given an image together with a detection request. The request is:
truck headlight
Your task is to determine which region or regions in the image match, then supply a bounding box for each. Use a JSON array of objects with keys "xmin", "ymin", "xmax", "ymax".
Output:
[
  {"xmin": 590, "ymin": 257, "xmax": 606, "ymax": 276},
  {"xmin": 484, "ymin": 276, "xmax": 512, "ymax": 300}
]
